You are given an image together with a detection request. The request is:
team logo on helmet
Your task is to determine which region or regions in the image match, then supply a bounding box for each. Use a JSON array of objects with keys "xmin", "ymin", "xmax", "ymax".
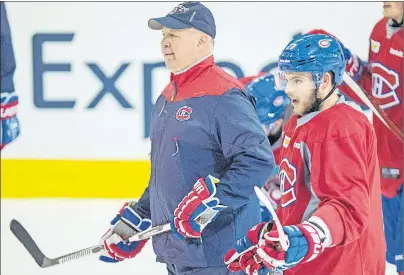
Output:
[
  {"xmin": 318, "ymin": 39, "xmax": 331, "ymax": 48},
  {"xmin": 176, "ymin": 106, "xmax": 193, "ymax": 121},
  {"xmin": 273, "ymin": 96, "xmax": 284, "ymax": 107},
  {"xmin": 169, "ymin": 4, "xmax": 189, "ymax": 14}
]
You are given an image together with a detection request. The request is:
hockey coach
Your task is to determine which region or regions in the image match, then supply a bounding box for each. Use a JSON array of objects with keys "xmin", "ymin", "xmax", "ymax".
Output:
[{"xmin": 98, "ymin": 2, "xmax": 275, "ymax": 275}]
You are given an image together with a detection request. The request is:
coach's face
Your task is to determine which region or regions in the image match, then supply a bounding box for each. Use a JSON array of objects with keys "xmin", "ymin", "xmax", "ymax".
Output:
[{"xmin": 161, "ymin": 27, "xmax": 203, "ymax": 73}]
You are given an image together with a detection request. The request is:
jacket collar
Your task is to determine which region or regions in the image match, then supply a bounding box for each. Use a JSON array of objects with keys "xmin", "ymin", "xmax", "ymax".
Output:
[{"xmin": 170, "ymin": 54, "xmax": 214, "ymax": 87}]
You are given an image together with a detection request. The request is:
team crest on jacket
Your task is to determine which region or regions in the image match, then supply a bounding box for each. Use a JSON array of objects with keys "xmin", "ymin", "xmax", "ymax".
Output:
[{"xmin": 176, "ymin": 106, "xmax": 193, "ymax": 121}]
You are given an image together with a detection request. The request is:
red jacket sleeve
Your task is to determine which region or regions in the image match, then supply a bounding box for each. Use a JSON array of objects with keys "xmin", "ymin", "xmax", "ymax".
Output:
[{"xmin": 310, "ymin": 131, "xmax": 373, "ymax": 246}]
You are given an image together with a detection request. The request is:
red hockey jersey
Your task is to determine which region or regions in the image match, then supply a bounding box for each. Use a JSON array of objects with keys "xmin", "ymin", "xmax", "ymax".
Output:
[
  {"xmin": 340, "ymin": 17, "xmax": 403, "ymax": 198},
  {"xmin": 277, "ymin": 98, "xmax": 385, "ymax": 275}
]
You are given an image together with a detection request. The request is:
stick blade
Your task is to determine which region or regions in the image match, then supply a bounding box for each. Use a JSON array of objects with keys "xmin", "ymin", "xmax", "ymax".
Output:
[{"xmin": 10, "ymin": 219, "xmax": 46, "ymax": 267}]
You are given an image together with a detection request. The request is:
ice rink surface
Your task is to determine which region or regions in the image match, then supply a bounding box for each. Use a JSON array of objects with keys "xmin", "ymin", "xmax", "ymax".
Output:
[{"xmin": 1, "ymin": 199, "xmax": 397, "ymax": 275}]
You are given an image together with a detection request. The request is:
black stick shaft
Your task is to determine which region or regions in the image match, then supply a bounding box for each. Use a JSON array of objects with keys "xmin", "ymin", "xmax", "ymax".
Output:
[{"xmin": 10, "ymin": 219, "xmax": 102, "ymax": 268}]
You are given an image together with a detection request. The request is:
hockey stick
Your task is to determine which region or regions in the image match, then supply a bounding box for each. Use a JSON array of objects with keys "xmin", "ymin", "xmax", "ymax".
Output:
[
  {"xmin": 10, "ymin": 219, "xmax": 170, "ymax": 268},
  {"xmin": 342, "ymin": 72, "xmax": 403, "ymax": 142},
  {"xmin": 254, "ymin": 186, "xmax": 288, "ymax": 251}
]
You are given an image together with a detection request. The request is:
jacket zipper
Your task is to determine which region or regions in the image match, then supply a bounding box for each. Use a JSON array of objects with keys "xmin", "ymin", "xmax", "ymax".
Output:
[
  {"xmin": 171, "ymin": 82, "xmax": 178, "ymax": 102},
  {"xmin": 153, "ymin": 82, "xmax": 178, "ymax": 222}
]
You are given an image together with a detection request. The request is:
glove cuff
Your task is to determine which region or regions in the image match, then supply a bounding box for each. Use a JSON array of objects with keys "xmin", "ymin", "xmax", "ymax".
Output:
[
  {"xmin": 308, "ymin": 216, "xmax": 333, "ymax": 247},
  {"xmin": 120, "ymin": 206, "xmax": 152, "ymax": 232},
  {"xmin": 111, "ymin": 202, "xmax": 152, "ymax": 238},
  {"xmin": 193, "ymin": 175, "xmax": 220, "ymax": 200},
  {"xmin": 298, "ymin": 222, "xmax": 326, "ymax": 263}
]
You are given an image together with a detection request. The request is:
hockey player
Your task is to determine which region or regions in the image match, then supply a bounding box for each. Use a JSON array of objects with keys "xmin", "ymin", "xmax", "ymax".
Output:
[
  {"xmin": 244, "ymin": 74, "xmax": 291, "ymax": 154},
  {"xmin": 1, "ymin": 2, "xmax": 20, "ymax": 150},
  {"xmin": 308, "ymin": 4, "xmax": 403, "ymax": 273},
  {"xmin": 97, "ymin": 2, "xmax": 275, "ymax": 275},
  {"xmin": 243, "ymin": 73, "xmax": 292, "ymax": 222},
  {"xmin": 224, "ymin": 34, "xmax": 386, "ymax": 275}
]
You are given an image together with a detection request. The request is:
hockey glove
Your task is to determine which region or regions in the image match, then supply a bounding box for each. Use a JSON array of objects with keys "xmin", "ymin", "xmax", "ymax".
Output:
[
  {"xmin": 99, "ymin": 201, "xmax": 152, "ymax": 263},
  {"xmin": 344, "ymin": 51, "xmax": 365, "ymax": 81},
  {"xmin": 171, "ymin": 175, "xmax": 227, "ymax": 239},
  {"xmin": 256, "ymin": 221, "xmax": 326, "ymax": 271},
  {"xmin": 1, "ymin": 92, "xmax": 20, "ymax": 150},
  {"xmin": 224, "ymin": 222, "xmax": 272, "ymax": 275}
]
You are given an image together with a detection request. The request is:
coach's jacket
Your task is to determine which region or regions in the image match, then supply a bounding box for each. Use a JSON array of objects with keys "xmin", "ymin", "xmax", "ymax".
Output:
[{"xmin": 134, "ymin": 55, "xmax": 275, "ymax": 267}]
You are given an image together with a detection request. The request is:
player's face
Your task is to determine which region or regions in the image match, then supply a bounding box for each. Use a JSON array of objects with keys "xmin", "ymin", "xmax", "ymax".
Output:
[
  {"xmin": 383, "ymin": 2, "xmax": 403, "ymax": 21},
  {"xmin": 161, "ymin": 27, "xmax": 201, "ymax": 73},
  {"xmin": 283, "ymin": 72, "xmax": 316, "ymax": 116}
]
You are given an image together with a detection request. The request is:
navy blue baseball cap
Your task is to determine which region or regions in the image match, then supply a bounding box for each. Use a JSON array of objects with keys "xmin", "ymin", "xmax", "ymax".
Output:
[{"xmin": 148, "ymin": 2, "xmax": 216, "ymax": 39}]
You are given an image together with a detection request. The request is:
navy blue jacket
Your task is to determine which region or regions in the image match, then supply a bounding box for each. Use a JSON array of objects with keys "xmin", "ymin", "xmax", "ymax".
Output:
[
  {"xmin": 134, "ymin": 55, "xmax": 275, "ymax": 267},
  {"xmin": 1, "ymin": 2, "xmax": 16, "ymax": 94},
  {"xmin": 1, "ymin": 2, "xmax": 20, "ymax": 149}
]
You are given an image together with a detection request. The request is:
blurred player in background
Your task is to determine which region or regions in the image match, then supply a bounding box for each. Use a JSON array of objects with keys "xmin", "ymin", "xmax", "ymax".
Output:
[
  {"xmin": 224, "ymin": 33, "xmax": 386, "ymax": 275},
  {"xmin": 97, "ymin": 2, "xmax": 275, "ymax": 275},
  {"xmin": 1, "ymin": 2, "xmax": 20, "ymax": 150},
  {"xmin": 243, "ymin": 73, "xmax": 292, "ymax": 222},
  {"xmin": 308, "ymin": 3, "xmax": 403, "ymax": 273}
]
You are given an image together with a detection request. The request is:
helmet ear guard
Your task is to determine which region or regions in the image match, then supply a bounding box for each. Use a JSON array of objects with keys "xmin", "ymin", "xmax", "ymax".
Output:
[
  {"xmin": 313, "ymin": 71, "xmax": 335, "ymax": 89},
  {"xmin": 313, "ymin": 72, "xmax": 324, "ymax": 87}
]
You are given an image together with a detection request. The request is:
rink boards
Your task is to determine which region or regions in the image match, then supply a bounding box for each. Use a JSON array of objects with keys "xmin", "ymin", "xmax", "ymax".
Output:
[
  {"xmin": 1, "ymin": 2, "xmax": 376, "ymax": 199},
  {"xmin": 1, "ymin": 160, "xmax": 150, "ymax": 198}
]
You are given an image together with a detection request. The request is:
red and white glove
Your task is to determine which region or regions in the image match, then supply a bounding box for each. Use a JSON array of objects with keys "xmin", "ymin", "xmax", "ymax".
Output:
[
  {"xmin": 99, "ymin": 201, "xmax": 152, "ymax": 263},
  {"xmin": 256, "ymin": 221, "xmax": 327, "ymax": 271},
  {"xmin": 171, "ymin": 175, "xmax": 227, "ymax": 239},
  {"xmin": 1, "ymin": 91, "xmax": 20, "ymax": 150},
  {"xmin": 224, "ymin": 222, "xmax": 272, "ymax": 275},
  {"xmin": 345, "ymin": 53, "xmax": 364, "ymax": 81}
]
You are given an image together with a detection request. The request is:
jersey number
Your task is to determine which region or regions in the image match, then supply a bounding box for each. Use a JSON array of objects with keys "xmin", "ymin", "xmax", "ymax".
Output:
[
  {"xmin": 371, "ymin": 63, "xmax": 400, "ymax": 109},
  {"xmin": 279, "ymin": 158, "xmax": 297, "ymax": 208}
]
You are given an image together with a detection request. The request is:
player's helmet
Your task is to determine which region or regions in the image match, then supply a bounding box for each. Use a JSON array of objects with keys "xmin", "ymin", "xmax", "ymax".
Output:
[
  {"xmin": 245, "ymin": 73, "xmax": 290, "ymax": 129},
  {"xmin": 277, "ymin": 34, "xmax": 346, "ymax": 88}
]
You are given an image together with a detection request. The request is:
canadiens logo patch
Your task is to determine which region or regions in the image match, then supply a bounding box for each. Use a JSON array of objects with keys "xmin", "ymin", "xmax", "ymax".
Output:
[
  {"xmin": 371, "ymin": 63, "xmax": 400, "ymax": 109},
  {"xmin": 176, "ymin": 106, "xmax": 192, "ymax": 121},
  {"xmin": 318, "ymin": 39, "xmax": 331, "ymax": 48}
]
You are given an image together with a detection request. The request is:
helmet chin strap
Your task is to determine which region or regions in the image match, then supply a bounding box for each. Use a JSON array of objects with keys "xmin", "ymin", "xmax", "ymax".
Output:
[{"xmin": 304, "ymin": 84, "xmax": 337, "ymax": 115}]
